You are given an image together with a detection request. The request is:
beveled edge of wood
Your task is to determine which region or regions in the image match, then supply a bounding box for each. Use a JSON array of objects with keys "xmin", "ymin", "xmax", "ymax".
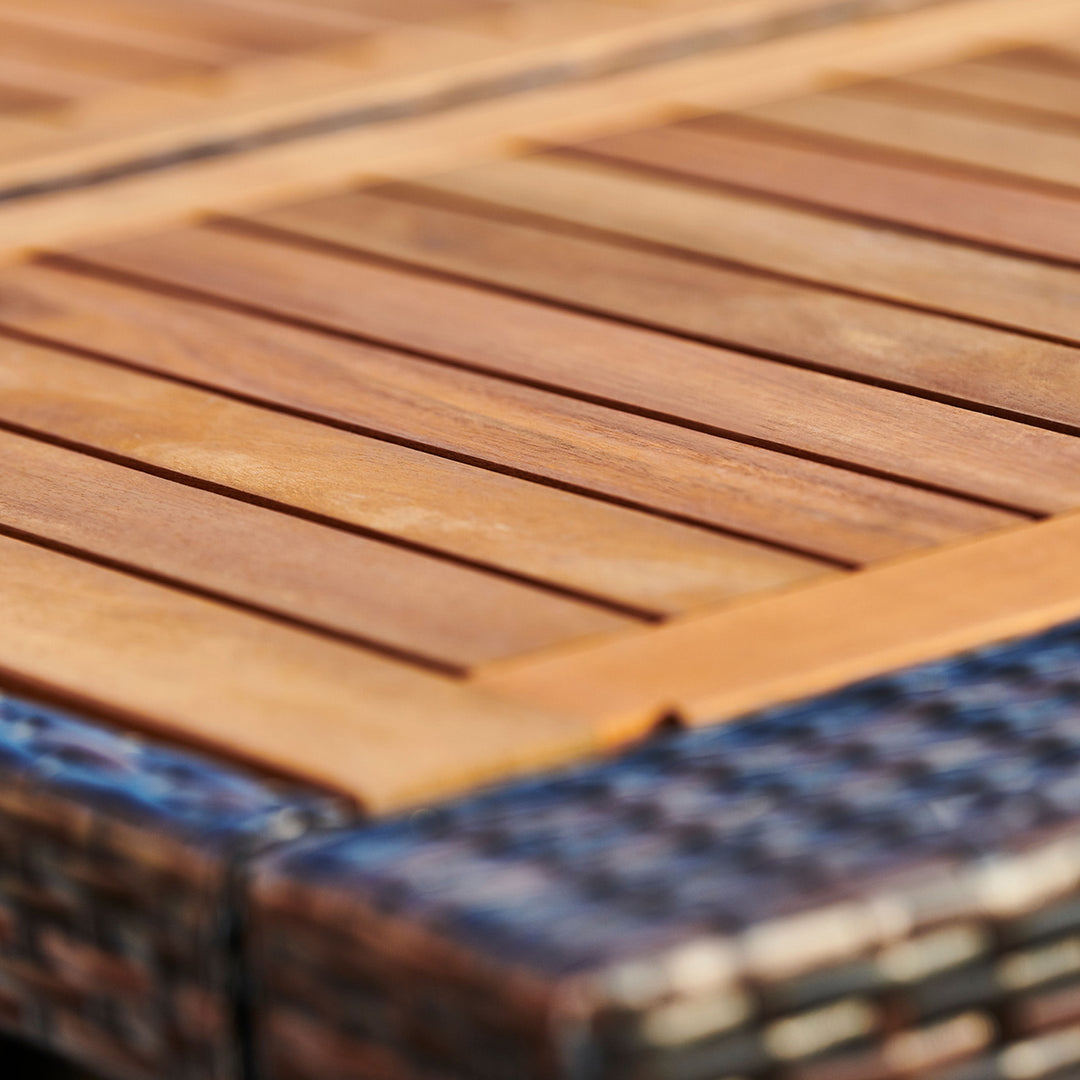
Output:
[
  {"xmin": 474, "ymin": 513, "xmax": 1080, "ymax": 737},
  {"xmin": 2, "ymin": 0, "xmax": 1077, "ymax": 264}
]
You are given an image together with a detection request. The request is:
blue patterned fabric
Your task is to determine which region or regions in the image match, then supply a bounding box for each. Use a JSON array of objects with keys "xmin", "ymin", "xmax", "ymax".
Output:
[{"xmin": 251, "ymin": 617, "xmax": 1080, "ymax": 1080}]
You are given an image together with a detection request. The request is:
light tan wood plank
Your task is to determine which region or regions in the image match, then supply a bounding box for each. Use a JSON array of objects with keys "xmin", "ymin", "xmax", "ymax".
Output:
[
  {"xmin": 900, "ymin": 56, "xmax": 1080, "ymax": 122},
  {"xmin": 277, "ymin": 163, "xmax": 1080, "ymax": 389},
  {"xmin": 0, "ymin": 261, "xmax": 1006, "ymax": 564},
  {"xmin": 477, "ymin": 513, "xmax": 1080, "ymax": 732},
  {"xmin": 0, "ymin": 337, "xmax": 826, "ymax": 615},
  {"xmin": 0, "ymin": 0, "xmax": 839, "ymax": 186},
  {"xmin": 0, "ymin": 428, "xmax": 632, "ymax": 673},
  {"xmin": 3, "ymin": 0, "xmax": 1079, "ymax": 261},
  {"xmin": 0, "ymin": 14, "xmax": 214, "ymax": 85},
  {"xmin": 745, "ymin": 86, "xmax": 1080, "ymax": 191},
  {"xmin": 0, "ymin": 3, "xmax": 250, "ymax": 67},
  {"xmin": 513, "ymin": 147, "xmax": 1080, "ymax": 341},
  {"xmin": 581, "ymin": 118, "xmax": 1080, "ymax": 263},
  {"xmin": 0, "ymin": 532, "xmax": 618, "ymax": 809},
  {"xmin": 0, "ymin": 0, "xmax": 347, "ymax": 55}
]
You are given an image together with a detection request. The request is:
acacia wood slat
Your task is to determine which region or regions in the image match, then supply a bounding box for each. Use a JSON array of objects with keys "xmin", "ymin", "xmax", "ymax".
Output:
[
  {"xmin": 900, "ymin": 57, "xmax": 1080, "ymax": 122},
  {"xmin": 521, "ymin": 146, "xmax": 1080, "ymax": 341},
  {"xmin": 0, "ymin": 428, "xmax": 634, "ymax": 673},
  {"xmin": 0, "ymin": 0, "xmax": 347, "ymax": 55},
  {"xmin": 0, "ymin": 56, "xmax": 127, "ymax": 104},
  {"xmin": 580, "ymin": 118, "xmax": 1080, "ymax": 264},
  {"xmin": 0, "ymin": 3, "xmax": 251, "ymax": 68},
  {"xmin": 2, "ymin": 0, "xmax": 1077, "ymax": 263},
  {"xmin": 0, "ymin": 14, "xmax": 215, "ymax": 85},
  {"xmin": 0, "ymin": 80, "xmax": 68, "ymax": 115},
  {"xmin": 0, "ymin": 262, "xmax": 1010, "ymax": 565},
  {"xmin": 0, "ymin": 337, "xmax": 829, "ymax": 615},
  {"xmin": 0, "ymin": 0, "xmax": 849, "ymax": 187},
  {"xmin": 478, "ymin": 512, "xmax": 1080, "ymax": 732},
  {"xmin": 745, "ymin": 87, "xmax": 1080, "ymax": 191},
  {"xmin": 267, "ymin": 163, "xmax": 1080, "ymax": 372},
  {"xmin": 0, "ymin": 533, "xmax": 617, "ymax": 809},
  {"xmin": 56, "ymin": 227, "xmax": 1080, "ymax": 514}
]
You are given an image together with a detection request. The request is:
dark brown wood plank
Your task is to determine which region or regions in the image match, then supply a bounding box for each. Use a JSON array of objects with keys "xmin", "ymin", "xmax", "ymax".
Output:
[
  {"xmin": 0, "ymin": 336, "xmax": 830, "ymax": 614},
  {"xmin": 576, "ymin": 118, "xmax": 1080, "ymax": 264},
  {"xmin": 0, "ymin": 259, "xmax": 1030, "ymax": 556},
  {"xmin": 0, "ymin": 428, "xmax": 633, "ymax": 672}
]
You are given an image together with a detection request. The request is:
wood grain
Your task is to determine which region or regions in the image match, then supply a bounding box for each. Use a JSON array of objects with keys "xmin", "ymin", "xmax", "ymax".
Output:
[
  {"xmin": 0, "ymin": 532, "xmax": 619, "ymax": 809},
  {"xmin": 267, "ymin": 163, "xmax": 1080, "ymax": 376},
  {"xmin": 580, "ymin": 117, "xmax": 1080, "ymax": 264},
  {"xmin": 54, "ymin": 230, "xmax": 1080, "ymax": 515},
  {"xmin": 0, "ymin": 14, "xmax": 213, "ymax": 85},
  {"xmin": 745, "ymin": 86, "xmax": 1080, "ymax": 191},
  {"xmin": 0, "ymin": 0, "xmax": 347, "ymax": 55},
  {"xmin": 478, "ymin": 512, "xmax": 1080, "ymax": 733},
  {"xmin": 900, "ymin": 56, "xmax": 1080, "ymax": 122},
  {"xmin": 0, "ymin": 336, "xmax": 829, "ymax": 615},
  {"xmin": 3, "ymin": 0, "xmax": 1078, "ymax": 263},
  {"xmin": 0, "ymin": 264, "xmax": 1012, "ymax": 565},
  {"xmin": 0, "ymin": 427, "xmax": 634, "ymax": 672},
  {"xmin": 531, "ymin": 144, "xmax": 1080, "ymax": 341}
]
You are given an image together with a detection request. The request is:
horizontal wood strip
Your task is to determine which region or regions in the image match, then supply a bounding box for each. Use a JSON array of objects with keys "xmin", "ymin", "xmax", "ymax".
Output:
[
  {"xmin": 477, "ymin": 512, "xmax": 1080, "ymax": 732},
  {"xmin": 0, "ymin": 56, "xmax": 121, "ymax": 102},
  {"xmin": 0, "ymin": 427, "xmax": 633, "ymax": 673},
  {"xmin": 0, "ymin": 0, "xmax": 868, "ymax": 189},
  {"xmin": 0, "ymin": 264, "xmax": 1005, "ymax": 566},
  {"xmin": 0, "ymin": 531, "xmax": 618, "ymax": 809},
  {"xmin": 0, "ymin": 79, "xmax": 68, "ymax": 114},
  {"xmin": 3, "ymin": 0, "xmax": 1078, "ymax": 262},
  {"xmin": 415, "ymin": 153, "xmax": 1080, "ymax": 376},
  {"xmin": 0, "ymin": 3, "xmax": 253, "ymax": 67},
  {"xmin": 526, "ymin": 143, "xmax": 1080, "ymax": 342},
  {"xmin": 0, "ymin": 0, "xmax": 352, "ymax": 55},
  {"xmin": 0, "ymin": 337, "xmax": 827, "ymax": 616},
  {"xmin": 745, "ymin": 87, "xmax": 1080, "ymax": 192},
  {"xmin": 0, "ymin": 13, "xmax": 215, "ymax": 84},
  {"xmin": 900, "ymin": 57, "xmax": 1080, "ymax": 122},
  {"xmin": 57, "ymin": 227, "xmax": 1080, "ymax": 513},
  {"xmin": 581, "ymin": 118, "xmax": 1080, "ymax": 264}
]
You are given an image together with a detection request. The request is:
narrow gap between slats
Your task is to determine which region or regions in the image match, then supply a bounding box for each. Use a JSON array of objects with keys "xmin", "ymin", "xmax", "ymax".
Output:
[
  {"xmin": 0, "ymin": 519, "xmax": 483, "ymax": 677},
  {"xmin": 0, "ymin": 407, "xmax": 680, "ymax": 618},
  {"xmin": 0, "ymin": 321, "xmax": 862, "ymax": 570},
  {"xmin": 33, "ymin": 255, "xmax": 1050, "ymax": 519},
  {"xmin": 573, "ymin": 120, "xmax": 1080, "ymax": 271}
]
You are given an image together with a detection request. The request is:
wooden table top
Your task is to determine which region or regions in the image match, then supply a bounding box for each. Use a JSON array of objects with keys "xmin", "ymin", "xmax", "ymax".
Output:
[{"xmin": 2, "ymin": 0, "xmax": 1080, "ymax": 812}]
